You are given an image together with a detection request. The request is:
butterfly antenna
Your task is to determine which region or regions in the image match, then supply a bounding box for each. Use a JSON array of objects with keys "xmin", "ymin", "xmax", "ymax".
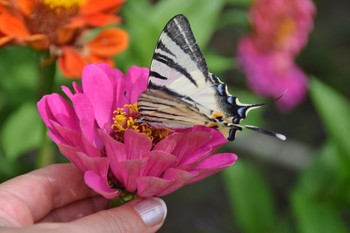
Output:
[
  {"xmin": 242, "ymin": 125, "xmax": 286, "ymax": 141},
  {"xmin": 244, "ymin": 90, "xmax": 288, "ymax": 117},
  {"xmin": 246, "ymin": 90, "xmax": 288, "ymax": 109}
]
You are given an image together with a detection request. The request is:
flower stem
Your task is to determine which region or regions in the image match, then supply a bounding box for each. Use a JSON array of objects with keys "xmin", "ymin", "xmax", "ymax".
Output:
[
  {"xmin": 36, "ymin": 50, "xmax": 56, "ymax": 168},
  {"xmin": 37, "ymin": 50, "xmax": 56, "ymax": 97},
  {"xmin": 109, "ymin": 191, "xmax": 136, "ymax": 207}
]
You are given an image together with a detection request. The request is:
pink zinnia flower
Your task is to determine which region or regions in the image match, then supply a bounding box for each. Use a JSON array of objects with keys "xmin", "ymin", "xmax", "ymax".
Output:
[
  {"xmin": 38, "ymin": 63, "xmax": 237, "ymax": 199},
  {"xmin": 238, "ymin": 38, "xmax": 308, "ymax": 111},
  {"xmin": 248, "ymin": 0, "xmax": 315, "ymax": 56},
  {"xmin": 237, "ymin": 0, "xmax": 315, "ymax": 111}
]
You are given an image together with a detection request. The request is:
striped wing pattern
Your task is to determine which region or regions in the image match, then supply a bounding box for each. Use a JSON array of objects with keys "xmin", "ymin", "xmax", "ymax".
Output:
[{"xmin": 138, "ymin": 14, "xmax": 285, "ymax": 141}]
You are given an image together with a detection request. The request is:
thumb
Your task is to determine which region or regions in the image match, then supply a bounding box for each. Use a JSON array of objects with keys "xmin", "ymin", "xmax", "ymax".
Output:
[{"xmin": 68, "ymin": 197, "xmax": 167, "ymax": 233}]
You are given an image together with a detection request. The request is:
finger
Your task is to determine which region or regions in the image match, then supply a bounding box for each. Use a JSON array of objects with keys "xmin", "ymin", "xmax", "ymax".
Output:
[
  {"xmin": 0, "ymin": 163, "xmax": 98, "ymax": 226},
  {"xmin": 65, "ymin": 197, "xmax": 167, "ymax": 233},
  {"xmin": 38, "ymin": 196, "xmax": 109, "ymax": 223}
]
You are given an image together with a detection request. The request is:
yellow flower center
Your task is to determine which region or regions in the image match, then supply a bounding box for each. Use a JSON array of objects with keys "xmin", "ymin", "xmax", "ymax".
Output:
[
  {"xmin": 43, "ymin": 0, "xmax": 86, "ymax": 9},
  {"xmin": 275, "ymin": 17, "xmax": 296, "ymax": 48},
  {"xmin": 111, "ymin": 103, "xmax": 171, "ymax": 143}
]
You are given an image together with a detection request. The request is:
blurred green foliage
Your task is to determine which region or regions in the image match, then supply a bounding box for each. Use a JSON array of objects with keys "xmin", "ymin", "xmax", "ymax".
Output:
[{"xmin": 0, "ymin": 0, "xmax": 349, "ymax": 232}]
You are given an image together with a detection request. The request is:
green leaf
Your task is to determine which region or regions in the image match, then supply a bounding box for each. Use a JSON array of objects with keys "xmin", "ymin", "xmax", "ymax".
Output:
[
  {"xmin": 117, "ymin": 0, "xmax": 224, "ymax": 69},
  {"xmin": 292, "ymin": 189, "xmax": 348, "ymax": 233},
  {"xmin": 0, "ymin": 155, "xmax": 22, "ymax": 181},
  {"xmin": 225, "ymin": 0, "xmax": 253, "ymax": 7},
  {"xmin": 298, "ymin": 142, "xmax": 340, "ymax": 198},
  {"xmin": 309, "ymin": 78, "xmax": 350, "ymax": 161},
  {"xmin": 205, "ymin": 52, "xmax": 235, "ymax": 74},
  {"xmin": 218, "ymin": 9, "xmax": 250, "ymax": 29},
  {"xmin": 1, "ymin": 102, "xmax": 41, "ymax": 161},
  {"xmin": 222, "ymin": 161, "xmax": 277, "ymax": 233},
  {"xmin": 115, "ymin": 0, "xmax": 159, "ymax": 68},
  {"xmin": 0, "ymin": 47, "xmax": 37, "ymax": 91}
]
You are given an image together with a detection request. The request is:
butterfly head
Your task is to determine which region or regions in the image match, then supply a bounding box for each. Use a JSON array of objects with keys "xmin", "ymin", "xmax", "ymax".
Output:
[
  {"xmin": 213, "ymin": 101, "xmax": 262, "ymax": 140},
  {"xmin": 219, "ymin": 101, "xmax": 286, "ymax": 141}
]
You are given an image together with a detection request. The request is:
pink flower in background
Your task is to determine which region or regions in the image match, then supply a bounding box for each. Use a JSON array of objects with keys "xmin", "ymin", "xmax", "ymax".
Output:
[
  {"xmin": 237, "ymin": 0, "xmax": 315, "ymax": 111},
  {"xmin": 38, "ymin": 63, "xmax": 237, "ymax": 199},
  {"xmin": 238, "ymin": 38, "xmax": 308, "ymax": 111},
  {"xmin": 249, "ymin": 0, "xmax": 315, "ymax": 55}
]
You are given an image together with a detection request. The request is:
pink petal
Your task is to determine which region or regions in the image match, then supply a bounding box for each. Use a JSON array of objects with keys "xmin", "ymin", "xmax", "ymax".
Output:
[
  {"xmin": 61, "ymin": 85, "xmax": 74, "ymax": 100},
  {"xmin": 47, "ymin": 131, "xmax": 65, "ymax": 146},
  {"xmin": 141, "ymin": 151, "xmax": 177, "ymax": 177},
  {"xmin": 81, "ymin": 134, "xmax": 103, "ymax": 157},
  {"xmin": 56, "ymin": 137, "xmax": 116, "ymax": 200},
  {"xmin": 72, "ymin": 93, "xmax": 103, "ymax": 147},
  {"xmin": 136, "ymin": 176, "xmax": 176, "ymax": 197},
  {"xmin": 49, "ymin": 121, "xmax": 83, "ymax": 148},
  {"xmin": 73, "ymin": 82, "xmax": 83, "ymax": 94},
  {"xmin": 112, "ymin": 159, "xmax": 147, "ymax": 193},
  {"xmin": 50, "ymin": 121, "xmax": 101, "ymax": 157},
  {"xmin": 189, "ymin": 153, "xmax": 238, "ymax": 184},
  {"xmin": 157, "ymin": 168, "xmax": 196, "ymax": 196},
  {"xmin": 92, "ymin": 63, "xmax": 129, "ymax": 108},
  {"xmin": 93, "ymin": 63, "xmax": 137, "ymax": 109},
  {"xmin": 95, "ymin": 63, "xmax": 124, "ymax": 85},
  {"xmin": 84, "ymin": 170, "xmax": 120, "ymax": 199},
  {"xmin": 238, "ymin": 38, "xmax": 308, "ymax": 111},
  {"xmin": 56, "ymin": 143, "xmax": 85, "ymax": 171},
  {"xmin": 81, "ymin": 64, "xmax": 115, "ymax": 128},
  {"xmin": 124, "ymin": 66, "xmax": 149, "ymax": 103},
  {"xmin": 192, "ymin": 126, "xmax": 228, "ymax": 151},
  {"xmin": 153, "ymin": 130, "xmax": 213, "ymax": 165},
  {"xmin": 123, "ymin": 130, "xmax": 152, "ymax": 160},
  {"xmin": 56, "ymin": 143, "xmax": 109, "ymax": 172},
  {"xmin": 38, "ymin": 94, "xmax": 79, "ymax": 132},
  {"xmin": 99, "ymin": 129, "xmax": 127, "ymax": 161}
]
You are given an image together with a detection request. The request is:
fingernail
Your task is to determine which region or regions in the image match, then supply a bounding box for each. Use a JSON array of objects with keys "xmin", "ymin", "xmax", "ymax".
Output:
[{"xmin": 133, "ymin": 197, "xmax": 167, "ymax": 227}]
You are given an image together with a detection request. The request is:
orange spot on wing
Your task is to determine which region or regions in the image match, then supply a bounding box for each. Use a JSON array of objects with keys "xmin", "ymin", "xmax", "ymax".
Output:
[
  {"xmin": 211, "ymin": 111, "xmax": 223, "ymax": 119},
  {"xmin": 207, "ymin": 122, "xmax": 218, "ymax": 128}
]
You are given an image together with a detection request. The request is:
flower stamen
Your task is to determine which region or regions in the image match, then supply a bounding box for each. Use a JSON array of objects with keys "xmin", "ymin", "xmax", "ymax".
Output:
[
  {"xmin": 275, "ymin": 17, "xmax": 296, "ymax": 48},
  {"xmin": 43, "ymin": 0, "xmax": 86, "ymax": 10},
  {"xmin": 112, "ymin": 103, "xmax": 172, "ymax": 143}
]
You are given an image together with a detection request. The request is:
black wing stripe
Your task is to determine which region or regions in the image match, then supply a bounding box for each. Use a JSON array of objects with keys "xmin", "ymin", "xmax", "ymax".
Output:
[
  {"xmin": 152, "ymin": 52, "xmax": 198, "ymax": 87},
  {"xmin": 147, "ymin": 82, "xmax": 198, "ymax": 107},
  {"xmin": 141, "ymin": 114, "xmax": 200, "ymax": 125},
  {"xmin": 156, "ymin": 40, "xmax": 176, "ymax": 57},
  {"xmin": 149, "ymin": 71, "xmax": 168, "ymax": 80},
  {"xmin": 164, "ymin": 15, "xmax": 208, "ymax": 77}
]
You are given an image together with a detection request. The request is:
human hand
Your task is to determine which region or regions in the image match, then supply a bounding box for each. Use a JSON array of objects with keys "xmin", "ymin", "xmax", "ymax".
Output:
[{"xmin": 0, "ymin": 163, "xmax": 167, "ymax": 233}]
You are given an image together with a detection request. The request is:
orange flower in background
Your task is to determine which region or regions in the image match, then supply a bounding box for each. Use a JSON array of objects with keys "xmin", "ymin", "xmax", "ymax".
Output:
[
  {"xmin": 58, "ymin": 28, "xmax": 128, "ymax": 77},
  {"xmin": 0, "ymin": 0, "xmax": 128, "ymax": 78}
]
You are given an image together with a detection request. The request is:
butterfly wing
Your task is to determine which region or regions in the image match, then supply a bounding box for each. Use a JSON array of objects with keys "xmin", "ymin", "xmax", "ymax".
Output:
[
  {"xmin": 138, "ymin": 14, "xmax": 262, "ymax": 140},
  {"xmin": 148, "ymin": 15, "xmax": 208, "ymax": 94},
  {"xmin": 138, "ymin": 90, "xmax": 214, "ymax": 128}
]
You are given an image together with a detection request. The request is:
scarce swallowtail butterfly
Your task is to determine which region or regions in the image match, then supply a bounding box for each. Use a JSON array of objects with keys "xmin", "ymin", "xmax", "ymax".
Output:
[{"xmin": 138, "ymin": 14, "xmax": 286, "ymax": 141}]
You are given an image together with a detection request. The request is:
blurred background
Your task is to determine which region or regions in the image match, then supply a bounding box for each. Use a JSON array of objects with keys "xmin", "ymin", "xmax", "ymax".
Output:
[{"xmin": 0, "ymin": 0, "xmax": 349, "ymax": 232}]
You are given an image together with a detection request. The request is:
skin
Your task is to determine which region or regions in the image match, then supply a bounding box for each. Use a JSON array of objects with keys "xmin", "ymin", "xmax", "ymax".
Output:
[{"xmin": 0, "ymin": 164, "xmax": 165, "ymax": 233}]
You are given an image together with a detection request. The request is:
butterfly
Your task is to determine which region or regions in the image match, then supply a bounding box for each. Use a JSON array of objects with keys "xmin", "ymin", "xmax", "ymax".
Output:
[{"xmin": 138, "ymin": 14, "xmax": 286, "ymax": 141}]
